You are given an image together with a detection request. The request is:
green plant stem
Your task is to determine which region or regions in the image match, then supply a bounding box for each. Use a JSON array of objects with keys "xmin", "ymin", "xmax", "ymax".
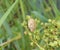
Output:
[
  {"xmin": 32, "ymin": 39, "xmax": 45, "ymax": 50},
  {"xmin": 20, "ymin": 0, "xmax": 25, "ymax": 20},
  {"xmin": 0, "ymin": 34, "xmax": 21, "ymax": 47}
]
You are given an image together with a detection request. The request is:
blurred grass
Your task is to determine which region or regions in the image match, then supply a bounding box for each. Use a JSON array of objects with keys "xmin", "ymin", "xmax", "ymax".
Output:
[{"xmin": 0, "ymin": 0, "xmax": 60, "ymax": 50}]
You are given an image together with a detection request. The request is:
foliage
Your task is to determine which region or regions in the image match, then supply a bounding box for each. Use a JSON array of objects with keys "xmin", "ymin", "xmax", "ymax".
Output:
[{"xmin": 0, "ymin": 0, "xmax": 60, "ymax": 50}]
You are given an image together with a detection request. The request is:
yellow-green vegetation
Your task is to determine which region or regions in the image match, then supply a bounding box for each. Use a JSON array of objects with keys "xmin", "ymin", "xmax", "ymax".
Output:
[{"xmin": 0, "ymin": 0, "xmax": 60, "ymax": 50}]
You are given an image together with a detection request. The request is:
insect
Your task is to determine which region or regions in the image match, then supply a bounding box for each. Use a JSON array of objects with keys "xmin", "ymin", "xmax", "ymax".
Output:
[{"xmin": 28, "ymin": 18, "xmax": 36, "ymax": 32}]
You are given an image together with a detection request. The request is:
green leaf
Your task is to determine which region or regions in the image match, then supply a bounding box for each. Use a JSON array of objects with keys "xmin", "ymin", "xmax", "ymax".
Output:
[
  {"xmin": 0, "ymin": 0, "xmax": 18, "ymax": 28},
  {"xmin": 31, "ymin": 11, "xmax": 48, "ymax": 22}
]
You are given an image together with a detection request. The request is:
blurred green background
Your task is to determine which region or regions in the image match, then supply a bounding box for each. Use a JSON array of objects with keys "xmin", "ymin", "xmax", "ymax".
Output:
[{"xmin": 0, "ymin": 0, "xmax": 60, "ymax": 50}]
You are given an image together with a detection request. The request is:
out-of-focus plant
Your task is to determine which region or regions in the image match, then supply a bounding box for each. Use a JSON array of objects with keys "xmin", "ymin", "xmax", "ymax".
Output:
[
  {"xmin": 0, "ymin": 0, "xmax": 60, "ymax": 50},
  {"xmin": 21, "ymin": 15, "xmax": 60, "ymax": 50}
]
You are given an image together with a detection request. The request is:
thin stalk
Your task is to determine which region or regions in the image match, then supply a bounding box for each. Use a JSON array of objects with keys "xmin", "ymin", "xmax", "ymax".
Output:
[
  {"xmin": 44, "ymin": 0, "xmax": 54, "ymax": 18},
  {"xmin": 0, "ymin": 34, "xmax": 21, "ymax": 47},
  {"xmin": 32, "ymin": 39, "xmax": 45, "ymax": 50},
  {"xmin": 49, "ymin": 0, "xmax": 59, "ymax": 16},
  {"xmin": 20, "ymin": 0, "xmax": 25, "ymax": 20}
]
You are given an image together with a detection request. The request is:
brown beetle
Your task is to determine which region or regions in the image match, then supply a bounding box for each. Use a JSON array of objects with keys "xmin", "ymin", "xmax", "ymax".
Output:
[{"xmin": 28, "ymin": 18, "xmax": 36, "ymax": 32}]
